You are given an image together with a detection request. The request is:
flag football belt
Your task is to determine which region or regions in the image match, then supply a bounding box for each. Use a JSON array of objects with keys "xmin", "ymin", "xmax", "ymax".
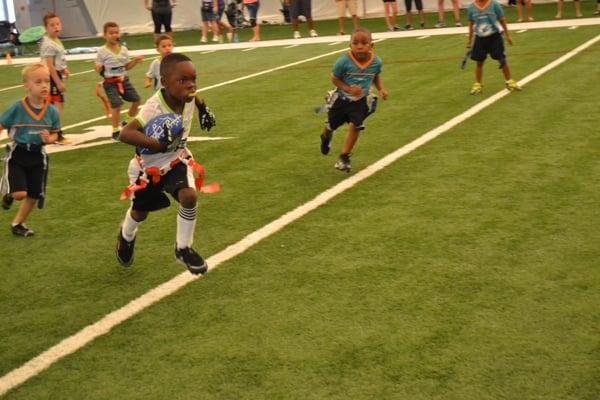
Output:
[
  {"xmin": 96, "ymin": 76, "xmax": 125, "ymax": 117},
  {"xmin": 119, "ymin": 154, "xmax": 220, "ymax": 200}
]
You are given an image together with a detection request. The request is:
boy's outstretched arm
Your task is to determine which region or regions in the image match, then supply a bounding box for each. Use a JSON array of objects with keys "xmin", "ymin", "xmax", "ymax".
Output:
[
  {"xmin": 373, "ymin": 74, "xmax": 389, "ymax": 100},
  {"xmin": 126, "ymin": 56, "xmax": 144, "ymax": 71},
  {"xmin": 119, "ymin": 119, "xmax": 164, "ymax": 152}
]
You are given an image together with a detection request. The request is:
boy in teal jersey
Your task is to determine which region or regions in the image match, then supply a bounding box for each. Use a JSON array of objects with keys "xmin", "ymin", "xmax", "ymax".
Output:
[
  {"xmin": 320, "ymin": 28, "xmax": 388, "ymax": 173},
  {"xmin": 466, "ymin": 0, "xmax": 521, "ymax": 95},
  {"xmin": 0, "ymin": 63, "xmax": 59, "ymax": 237}
]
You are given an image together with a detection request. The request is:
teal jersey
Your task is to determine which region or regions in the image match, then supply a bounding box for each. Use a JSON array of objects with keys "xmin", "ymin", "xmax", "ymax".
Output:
[
  {"xmin": 0, "ymin": 98, "xmax": 60, "ymax": 145},
  {"xmin": 468, "ymin": 0, "xmax": 504, "ymax": 37},
  {"xmin": 332, "ymin": 51, "xmax": 383, "ymax": 101}
]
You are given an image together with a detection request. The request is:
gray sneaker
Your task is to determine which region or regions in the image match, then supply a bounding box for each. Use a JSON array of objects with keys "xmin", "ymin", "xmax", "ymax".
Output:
[{"xmin": 334, "ymin": 154, "xmax": 351, "ymax": 173}]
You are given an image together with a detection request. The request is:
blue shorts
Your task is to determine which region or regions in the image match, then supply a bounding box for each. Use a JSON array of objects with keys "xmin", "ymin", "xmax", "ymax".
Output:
[{"xmin": 246, "ymin": 2, "xmax": 259, "ymax": 20}]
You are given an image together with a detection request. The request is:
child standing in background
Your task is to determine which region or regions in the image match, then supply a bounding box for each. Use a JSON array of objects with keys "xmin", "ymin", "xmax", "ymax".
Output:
[
  {"xmin": 144, "ymin": 35, "xmax": 174, "ymax": 91},
  {"xmin": 95, "ymin": 22, "xmax": 144, "ymax": 140}
]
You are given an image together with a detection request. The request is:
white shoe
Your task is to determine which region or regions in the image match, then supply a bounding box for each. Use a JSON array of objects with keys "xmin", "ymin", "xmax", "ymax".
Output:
[
  {"xmin": 309, "ymin": 29, "xmax": 318, "ymax": 38},
  {"xmin": 293, "ymin": 31, "xmax": 301, "ymax": 39},
  {"xmin": 212, "ymin": 36, "xmax": 220, "ymax": 43},
  {"xmin": 200, "ymin": 36, "xmax": 207, "ymax": 43},
  {"xmin": 226, "ymin": 32, "xmax": 233, "ymax": 42}
]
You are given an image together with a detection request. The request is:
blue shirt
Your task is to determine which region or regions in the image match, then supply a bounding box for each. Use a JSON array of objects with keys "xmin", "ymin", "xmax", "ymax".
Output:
[
  {"xmin": 332, "ymin": 51, "xmax": 383, "ymax": 101},
  {"xmin": 468, "ymin": 0, "xmax": 504, "ymax": 37},
  {"xmin": 0, "ymin": 98, "xmax": 60, "ymax": 145}
]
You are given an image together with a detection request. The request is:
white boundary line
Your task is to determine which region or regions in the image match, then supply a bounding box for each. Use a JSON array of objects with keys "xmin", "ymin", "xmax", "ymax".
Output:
[{"xmin": 1, "ymin": 31, "xmax": 598, "ymax": 398}]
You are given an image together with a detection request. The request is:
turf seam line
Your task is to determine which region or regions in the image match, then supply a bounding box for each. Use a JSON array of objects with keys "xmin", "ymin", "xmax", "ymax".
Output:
[{"xmin": 0, "ymin": 32, "xmax": 598, "ymax": 398}]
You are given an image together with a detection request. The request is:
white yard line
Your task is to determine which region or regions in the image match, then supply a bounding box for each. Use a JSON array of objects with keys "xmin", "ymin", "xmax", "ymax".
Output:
[
  {"xmin": 417, "ymin": 35, "xmax": 430, "ymax": 39},
  {"xmin": 328, "ymin": 41, "xmax": 343, "ymax": 45},
  {"xmin": 517, "ymin": 29, "xmax": 528, "ymax": 33},
  {"xmin": 200, "ymin": 50, "xmax": 217, "ymax": 54},
  {"xmin": 568, "ymin": 25, "xmax": 579, "ymax": 30},
  {"xmin": 1, "ymin": 18, "xmax": 598, "ymax": 66},
  {"xmin": 284, "ymin": 44, "xmax": 299, "ymax": 48},
  {"xmin": 242, "ymin": 47, "xmax": 257, "ymax": 52},
  {"xmin": 1, "ymin": 31, "xmax": 598, "ymax": 398}
]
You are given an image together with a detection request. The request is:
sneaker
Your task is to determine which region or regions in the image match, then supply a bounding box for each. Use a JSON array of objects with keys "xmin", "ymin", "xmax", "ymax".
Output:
[
  {"xmin": 200, "ymin": 36, "xmax": 208, "ymax": 43},
  {"xmin": 1, "ymin": 194, "xmax": 13, "ymax": 210},
  {"xmin": 175, "ymin": 246, "xmax": 208, "ymax": 275},
  {"xmin": 470, "ymin": 82, "xmax": 483, "ymax": 95},
  {"xmin": 594, "ymin": 9, "xmax": 600, "ymax": 15},
  {"xmin": 404, "ymin": 24, "xmax": 413, "ymax": 30},
  {"xmin": 337, "ymin": 31, "xmax": 345, "ymax": 36},
  {"xmin": 506, "ymin": 79, "xmax": 522, "ymax": 92},
  {"xmin": 393, "ymin": 25, "xmax": 402, "ymax": 31},
  {"xmin": 112, "ymin": 130, "xmax": 120, "ymax": 141},
  {"xmin": 334, "ymin": 154, "xmax": 351, "ymax": 173},
  {"xmin": 293, "ymin": 31, "xmax": 301, "ymax": 39},
  {"xmin": 212, "ymin": 35, "xmax": 220, "ymax": 43},
  {"xmin": 226, "ymin": 32, "xmax": 233, "ymax": 42},
  {"xmin": 56, "ymin": 134, "xmax": 71, "ymax": 145},
  {"xmin": 116, "ymin": 228, "xmax": 135, "ymax": 267},
  {"xmin": 309, "ymin": 29, "xmax": 318, "ymax": 38},
  {"xmin": 455, "ymin": 22, "xmax": 462, "ymax": 27},
  {"xmin": 516, "ymin": 18, "xmax": 523, "ymax": 22},
  {"xmin": 434, "ymin": 21, "xmax": 445, "ymax": 28},
  {"xmin": 420, "ymin": 23, "xmax": 425, "ymax": 28},
  {"xmin": 528, "ymin": 17, "xmax": 535, "ymax": 21},
  {"xmin": 11, "ymin": 223, "xmax": 34, "ymax": 237},
  {"xmin": 320, "ymin": 132, "xmax": 332, "ymax": 155}
]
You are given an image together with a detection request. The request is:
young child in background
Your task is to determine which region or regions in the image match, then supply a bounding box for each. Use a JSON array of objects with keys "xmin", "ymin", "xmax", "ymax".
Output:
[
  {"xmin": 116, "ymin": 53, "xmax": 217, "ymax": 274},
  {"xmin": 0, "ymin": 63, "xmax": 59, "ymax": 236},
  {"xmin": 320, "ymin": 28, "xmax": 388, "ymax": 173},
  {"xmin": 466, "ymin": 0, "xmax": 521, "ymax": 95},
  {"xmin": 200, "ymin": 0, "xmax": 221, "ymax": 43},
  {"xmin": 144, "ymin": 34, "xmax": 174, "ymax": 91},
  {"xmin": 95, "ymin": 22, "xmax": 144, "ymax": 140},
  {"xmin": 40, "ymin": 12, "xmax": 70, "ymax": 144}
]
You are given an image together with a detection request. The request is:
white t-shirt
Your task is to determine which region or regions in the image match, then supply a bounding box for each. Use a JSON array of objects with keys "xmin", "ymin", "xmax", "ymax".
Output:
[
  {"xmin": 95, "ymin": 45, "xmax": 130, "ymax": 78},
  {"xmin": 146, "ymin": 57, "xmax": 162, "ymax": 91},
  {"xmin": 133, "ymin": 89, "xmax": 194, "ymax": 171},
  {"xmin": 40, "ymin": 36, "xmax": 67, "ymax": 71}
]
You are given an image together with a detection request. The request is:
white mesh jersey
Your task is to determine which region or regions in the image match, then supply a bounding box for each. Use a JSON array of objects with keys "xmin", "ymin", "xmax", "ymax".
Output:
[
  {"xmin": 95, "ymin": 45, "xmax": 130, "ymax": 78},
  {"xmin": 133, "ymin": 89, "xmax": 195, "ymax": 172},
  {"xmin": 40, "ymin": 36, "xmax": 67, "ymax": 71},
  {"xmin": 145, "ymin": 57, "xmax": 163, "ymax": 91}
]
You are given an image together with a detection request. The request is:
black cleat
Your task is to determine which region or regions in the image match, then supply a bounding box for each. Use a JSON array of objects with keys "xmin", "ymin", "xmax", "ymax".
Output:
[
  {"xmin": 112, "ymin": 130, "xmax": 120, "ymax": 141},
  {"xmin": 2, "ymin": 194, "xmax": 13, "ymax": 210},
  {"xmin": 320, "ymin": 132, "xmax": 332, "ymax": 155},
  {"xmin": 12, "ymin": 223, "xmax": 34, "ymax": 237},
  {"xmin": 175, "ymin": 246, "xmax": 208, "ymax": 275},
  {"xmin": 334, "ymin": 154, "xmax": 351, "ymax": 173},
  {"xmin": 116, "ymin": 228, "xmax": 135, "ymax": 267}
]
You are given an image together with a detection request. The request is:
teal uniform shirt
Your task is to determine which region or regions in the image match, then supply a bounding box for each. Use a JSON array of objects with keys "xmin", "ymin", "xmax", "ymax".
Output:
[
  {"xmin": 0, "ymin": 98, "xmax": 60, "ymax": 145},
  {"xmin": 468, "ymin": 0, "xmax": 504, "ymax": 37},
  {"xmin": 332, "ymin": 51, "xmax": 383, "ymax": 101}
]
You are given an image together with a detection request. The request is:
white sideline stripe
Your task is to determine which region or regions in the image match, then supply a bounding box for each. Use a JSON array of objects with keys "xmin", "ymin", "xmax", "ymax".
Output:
[
  {"xmin": 1, "ymin": 18, "xmax": 598, "ymax": 66},
  {"xmin": 1, "ymin": 32, "xmax": 598, "ymax": 398},
  {"xmin": 60, "ymin": 45, "xmax": 364, "ymax": 133}
]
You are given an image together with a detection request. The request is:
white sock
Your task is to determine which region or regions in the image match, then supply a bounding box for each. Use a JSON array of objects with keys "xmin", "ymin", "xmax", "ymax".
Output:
[
  {"xmin": 122, "ymin": 208, "xmax": 139, "ymax": 241},
  {"xmin": 176, "ymin": 206, "xmax": 197, "ymax": 250}
]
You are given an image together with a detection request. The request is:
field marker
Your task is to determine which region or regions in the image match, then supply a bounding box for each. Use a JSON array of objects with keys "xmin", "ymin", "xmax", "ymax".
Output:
[
  {"xmin": 517, "ymin": 29, "xmax": 528, "ymax": 33},
  {"xmin": 1, "ymin": 32, "xmax": 598, "ymax": 397},
  {"xmin": 568, "ymin": 26, "xmax": 579, "ymax": 30},
  {"xmin": 328, "ymin": 41, "xmax": 343, "ymax": 45},
  {"xmin": 417, "ymin": 35, "xmax": 430, "ymax": 39},
  {"xmin": 201, "ymin": 50, "xmax": 217, "ymax": 54},
  {"xmin": 242, "ymin": 47, "xmax": 257, "ymax": 52},
  {"xmin": 284, "ymin": 44, "xmax": 299, "ymax": 48}
]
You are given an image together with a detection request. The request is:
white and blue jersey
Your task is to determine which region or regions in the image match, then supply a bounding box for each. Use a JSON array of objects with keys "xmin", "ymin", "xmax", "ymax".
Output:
[
  {"xmin": 468, "ymin": 0, "xmax": 504, "ymax": 38},
  {"xmin": 331, "ymin": 51, "xmax": 383, "ymax": 101}
]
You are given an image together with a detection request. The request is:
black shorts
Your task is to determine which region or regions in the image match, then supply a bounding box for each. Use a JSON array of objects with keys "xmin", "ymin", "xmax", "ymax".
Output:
[
  {"xmin": 2, "ymin": 144, "xmax": 48, "ymax": 199},
  {"xmin": 405, "ymin": 0, "xmax": 423, "ymax": 11},
  {"xmin": 152, "ymin": 11, "xmax": 172, "ymax": 34},
  {"xmin": 327, "ymin": 96, "xmax": 369, "ymax": 132},
  {"xmin": 49, "ymin": 70, "xmax": 64, "ymax": 104},
  {"xmin": 132, "ymin": 162, "xmax": 194, "ymax": 212},
  {"xmin": 471, "ymin": 32, "xmax": 505, "ymax": 63},
  {"xmin": 290, "ymin": 0, "xmax": 312, "ymax": 19},
  {"xmin": 103, "ymin": 77, "xmax": 141, "ymax": 109},
  {"xmin": 382, "ymin": 0, "xmax": 397, "ymax": 3}
]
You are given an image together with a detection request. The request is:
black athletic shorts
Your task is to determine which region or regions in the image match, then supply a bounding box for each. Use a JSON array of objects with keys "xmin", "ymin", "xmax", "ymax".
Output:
[
  {"xmin": 132, "ymin": 162, "xmax": 193, "ymax": 212},
  {"xmin": 49, "ymin": 70, "xmax": 64, "ymax": 104},
  {"xmin": 290, "ymin": 0, "xmax": 312, "ymax": 19},
  {"xmin": 405, "ymin": 0, "xmax": 423, "ymax": 11},
  {"xmin": 4, "ymin": 144, "xmax": 47, "ymax": 199},
  {"xmin": 103, "ymin": 77, "xmax": 141, "ymax": 109},
  {"xmin": 152, "ymin": 11, "xmax": 172, "ymax": 34},
  {"xmin": 327, "ymin": 96, "xmax": 369, "ymax": 132},
  {"xmin": 471, "ymin": 32, "xmax": 505, "ymax": 63}
]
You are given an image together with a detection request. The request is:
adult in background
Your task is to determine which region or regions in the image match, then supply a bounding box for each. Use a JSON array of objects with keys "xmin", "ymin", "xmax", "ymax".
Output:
[
  {"xmin": 285, "ymin": 0, "xmax": 318, "ymax": 39},
  {"xmin": 144, "ymin": 0, "xmax": 177, "ymax": 41},
  {"xmin": 336, "ymin": 0, "xmax": 359, "ymax": 35},
  {"xmin": 243, "ymin": 0, "xmax": 260, "ymax": 42},
  {"xmin": 555, "ymin": 0, "xmax": 582, "ymax": 19}
]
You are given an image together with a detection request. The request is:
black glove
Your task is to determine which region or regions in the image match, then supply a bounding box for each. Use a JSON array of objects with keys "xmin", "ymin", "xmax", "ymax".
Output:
[
  {"xmin": 158, "ymin": 123, "xmax": 182, "ymax": 153},
  {"xmin": 197, "ymin": 101, "xmax": 216, "ymax": 131}
]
